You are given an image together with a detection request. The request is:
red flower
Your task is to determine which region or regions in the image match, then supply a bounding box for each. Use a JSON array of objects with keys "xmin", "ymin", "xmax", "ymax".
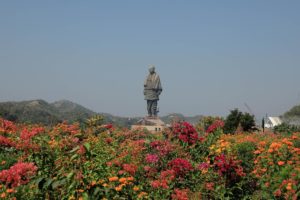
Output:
[
  {"xmin": 168, "ymin": 158, "xmax": 193, "ymax": 177},
  {"xmin": 150, "ymin": 179, "xmax": 169, "ymax": 189},
  {"xmin": 206, "ymin": 119, "xmax": 224, "ymax": 133},
  {"xmin": 20, "ymin": 127, "xmax": 44, "ymax": 141},
  {"xmin": 0, "ymin": 136, "xmax": 15, "ymax": 147},
  {"xmin": 172, "ymin": 122, "xmax": 199, "ymax": 144},
  {"xmin": 0, "ymin": 118, "xmax": 17, "ymax": 134},
  {"xmin": 160, "ymin": 169, "xmax": 176, "ymax": 181},
  {"xmin": 150, "ymin": 140, "xmax": 174, "ymax": 156},
  {"xmin": 104, "ymin": 124, "xmax": 113, "ymax": 129},
  {"xmin": 171, "ymin": 188, "xmax": 189, "ymax": 200},
  {"xmin": 122, "ymin": 163, "xmax": 138, "ymax": 175},
  {"xmin": 205, "ymin": 182, "xmax": 215, "ymax": 191},
  {"xmin": 0, "ymin": 162, "xmax": 37, "ymax": 187}
]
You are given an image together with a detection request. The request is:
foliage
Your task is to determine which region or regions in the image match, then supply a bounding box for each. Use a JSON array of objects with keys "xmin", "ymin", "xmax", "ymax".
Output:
[
  {"xmin": 224, "ymin": 109, "xmax": 256, "ymax": 133},
  {"xmin": 0, "ymin": 117, "xmax": 300, "ymax": 199},
  {"xmin": 274, "ymin": 122, "xmax": 300, "ymax": 134}
]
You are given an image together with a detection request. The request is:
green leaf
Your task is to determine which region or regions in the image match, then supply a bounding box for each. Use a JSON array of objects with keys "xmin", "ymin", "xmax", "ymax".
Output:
[
  {"xmin": 67, "ymin": 172, "xmax": 75, "ymax": 180},
  {"xmin": 69, "ymin": 146, "xmax": 80, "ymax": 154},
  {"xmin": 70, "ymin": 154, "xmax": 79, "ymax": 160},
  {"xmin": 83, "ymin": 142, "xmax": 91, "ymax": 152},
  {"xmin": 82, "ymin": 192, "xmax": 89, "ymax": 200}
]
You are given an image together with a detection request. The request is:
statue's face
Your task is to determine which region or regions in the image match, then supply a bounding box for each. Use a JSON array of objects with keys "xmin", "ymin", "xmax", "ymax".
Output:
[{"xmin": 149, "ymin": 67, "xmax": 155, "ymax": 74}]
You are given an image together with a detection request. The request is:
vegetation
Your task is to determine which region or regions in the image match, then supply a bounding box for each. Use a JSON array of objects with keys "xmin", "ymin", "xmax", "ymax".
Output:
[
  {"xmin": 223, "ymin": 109, "xmax": 257, "ymax": 133},
  {"xmin": 1, "ymin": 117, "xmax": 299, "ymax": 199}
]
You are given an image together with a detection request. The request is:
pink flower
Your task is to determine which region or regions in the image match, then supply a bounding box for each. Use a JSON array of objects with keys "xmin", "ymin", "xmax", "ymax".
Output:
[
  {"xmin": 145, "ymin": 154, "xmax": 159, "ymax": 164},
  {"xmin": 198, "ymin": 162, "xmax": 209, "ymax": 170}
]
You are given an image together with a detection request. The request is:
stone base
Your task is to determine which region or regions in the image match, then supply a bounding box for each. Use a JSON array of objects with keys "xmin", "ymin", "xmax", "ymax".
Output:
[{"xmin": 131, "ymin": 116, "xmax": 166, "ymax": 133}]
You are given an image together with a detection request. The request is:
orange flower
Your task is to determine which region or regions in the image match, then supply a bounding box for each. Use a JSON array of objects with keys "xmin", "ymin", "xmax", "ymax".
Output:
[
  {"xmin": 261, "ymin": 168, "xmax": 267, "ymax": 172},
  {"xmin": 138, "ymin": 192, "xmax": 148, "ymax": 198},
  {"xmin": 6, "ymin": 189, "xmax": 14, "ymax": 193},
  {"xmin": 109, "ymin": 176, "xmax": 119, "ymax": 182},
  {"xmin": 0, "ymin": 161, "xmax": 6, "ymax": 165},
  {"xmin": 268, "ymin": 149, "xmax": 274, "ymax": 153},
  {"xmin": 102, "ymin": 183, "xmax": 108, "ymax": 187},
  {"xmin": 90, "ymin": 180, "xmax": 97, "ymax": 186},
  {"xmin": 286, "ymin": 183, "xmax": 292, "ymax": 190},
  {"xmin": 277, "ymin": 161, "xmax": 285, "ymax": 166},
  {"xmin": 0, "ymin": 193, "xmax": 6, "ymax": 198},
  {"xmin": 119, "ymin": 177, "xmax": 127, "ymax": 184},
  {"xmin": 133, "ymin": 186, "xmax": 139, "ymax": 191},
  {"xmin": 126, "ymin": 177, "xmax": 134, "ymax": 181},
  {"xmin": 115, "ymin": 185, "xmax": 123, "ymax": 191},
  {"xmin": 254, "ymin": 150, "xmax": 261, "ymax": 154},
  {"xmin": 77, "ymin": 189, "xmax": 84, "ymax": 193},
  {"xmin": 98, "ymin": 179, "xmax": 105, "ymax": 184}
]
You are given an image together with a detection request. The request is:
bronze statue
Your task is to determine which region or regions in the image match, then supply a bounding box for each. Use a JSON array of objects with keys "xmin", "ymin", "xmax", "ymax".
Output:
[{"xmin": 144, "ymin": 65, "xmax": 162, "ymax": 117}]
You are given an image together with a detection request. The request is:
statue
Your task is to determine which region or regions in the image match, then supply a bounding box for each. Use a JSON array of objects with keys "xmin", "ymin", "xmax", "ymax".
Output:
[{"xmin": 144, "ymin": 65, "xmax": 162, "ymax": 117}]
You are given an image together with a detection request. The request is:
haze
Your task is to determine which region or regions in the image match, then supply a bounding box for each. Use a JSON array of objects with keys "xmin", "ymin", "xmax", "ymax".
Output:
[{"xmin": 1, "ymin": 1, "xmax": 300, "ymax": 118}]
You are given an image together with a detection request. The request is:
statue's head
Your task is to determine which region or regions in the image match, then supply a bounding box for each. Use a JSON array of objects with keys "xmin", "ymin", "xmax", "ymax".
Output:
[{"xmin": 148, "ymin": 65, "xmax": 155, "ymax": 74}]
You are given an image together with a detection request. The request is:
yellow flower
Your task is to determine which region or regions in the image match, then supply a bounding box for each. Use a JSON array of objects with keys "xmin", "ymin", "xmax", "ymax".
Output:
[{"xmin": 68, "ymin": 195, "xmax": 75, "ymax": 200}]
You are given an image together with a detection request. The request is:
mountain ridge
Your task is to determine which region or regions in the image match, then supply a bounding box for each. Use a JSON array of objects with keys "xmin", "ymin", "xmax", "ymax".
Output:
[{"xmin": 0, "ymin": 99, "xmax": 203, "ymax": 126}]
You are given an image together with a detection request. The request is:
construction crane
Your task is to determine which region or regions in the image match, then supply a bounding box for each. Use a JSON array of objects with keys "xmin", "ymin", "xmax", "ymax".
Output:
[{"xmin": 244, "ymin": 103, "xmax": 257, "ymax": 121}]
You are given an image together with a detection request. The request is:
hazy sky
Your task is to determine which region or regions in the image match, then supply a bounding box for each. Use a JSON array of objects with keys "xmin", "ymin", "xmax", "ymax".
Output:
[{"xmin": 1, "ymin": 1, "xmax": 300, "ymax": 118}]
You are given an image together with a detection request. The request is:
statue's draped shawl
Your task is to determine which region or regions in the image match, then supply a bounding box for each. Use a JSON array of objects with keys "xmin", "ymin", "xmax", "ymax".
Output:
[{"xmin": 144, "ymin": 73, "xmax": 162, "ymax": 100}]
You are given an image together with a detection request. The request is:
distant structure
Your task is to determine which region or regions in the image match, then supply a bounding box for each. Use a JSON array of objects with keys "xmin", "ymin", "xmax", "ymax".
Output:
[
  {"xmin": 131, "ymin": 117, "xmax": 166, "ymax": 132},
  {"xmin": 264, "ymin": 117, "xmax": 282, "ymax": 128}
]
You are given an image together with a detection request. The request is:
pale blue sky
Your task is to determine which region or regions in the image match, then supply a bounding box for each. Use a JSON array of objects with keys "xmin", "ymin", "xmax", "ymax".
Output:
[{"xmin": 0, "ymin": 1, "xmax": 299, "ymax": 118}]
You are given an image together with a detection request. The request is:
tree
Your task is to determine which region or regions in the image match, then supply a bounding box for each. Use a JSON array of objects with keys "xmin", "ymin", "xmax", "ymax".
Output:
[{"xmin": 224, "ymin": 109, "xmax": 256, "ymax": 133}]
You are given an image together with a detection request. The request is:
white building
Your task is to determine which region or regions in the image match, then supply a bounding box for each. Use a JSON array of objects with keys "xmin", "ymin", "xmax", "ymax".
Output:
[{"xmin": 265, "ymin": 117, "xmax": 282, "ymax": 128}]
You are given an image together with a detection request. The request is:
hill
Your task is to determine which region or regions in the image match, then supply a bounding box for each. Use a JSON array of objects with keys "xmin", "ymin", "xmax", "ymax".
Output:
[
  {"xmin": 0, "ymin": 99, "xmax": 96, "ymax": 125},
  {"xmin": 282, "ymin": 104, "xmax": 300, "ymax": 125},
  {"xmin": 161, "ymin": 113, "xmax": 203, "ymax": 125},
  {"xmin": 0, "ymin": 99, "xmax": 203, "ymax": 126}
]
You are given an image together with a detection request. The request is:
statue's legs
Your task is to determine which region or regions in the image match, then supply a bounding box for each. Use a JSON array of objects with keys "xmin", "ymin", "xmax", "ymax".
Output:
[
  {"xmin": 151, "ymin": 100, "xmax": 158, "ymax": 117},
  {"xmin": 147, "ymin": 100, "xmax": 152, "ymax": 116},
  {"xmin": 147, "ymin": 100, "xmax": 158, "ymax": 117}
]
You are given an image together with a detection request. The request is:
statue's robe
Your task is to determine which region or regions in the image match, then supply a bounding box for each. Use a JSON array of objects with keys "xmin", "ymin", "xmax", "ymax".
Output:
[{"xmin": 144, "ymin": 73, "xmax": 162, "ymax": 100}]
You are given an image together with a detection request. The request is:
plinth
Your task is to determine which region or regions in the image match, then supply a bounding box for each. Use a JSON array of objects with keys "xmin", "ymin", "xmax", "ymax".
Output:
[{"xmin": 131, "ymin": 116, "xmax": 166, "ymax": 133}]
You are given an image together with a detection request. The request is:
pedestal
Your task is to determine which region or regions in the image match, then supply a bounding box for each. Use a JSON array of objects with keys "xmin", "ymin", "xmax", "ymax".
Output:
[{"xmin": 131, "ymin": 116, "xmax": 166, "ymax": 133}]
